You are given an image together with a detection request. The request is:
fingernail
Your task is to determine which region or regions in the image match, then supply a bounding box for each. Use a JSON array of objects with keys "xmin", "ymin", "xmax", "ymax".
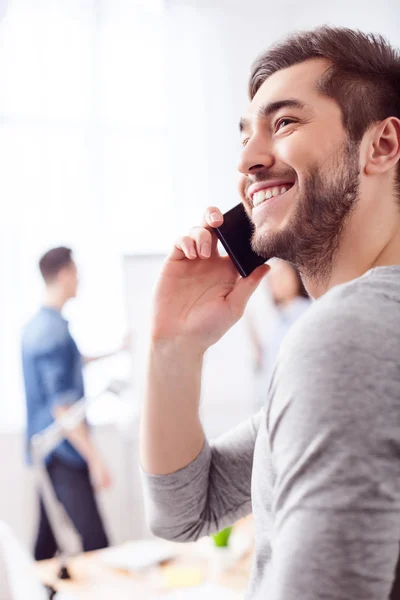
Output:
[
  {"xmin": 189, "ymin": 248, "xmax": 197, "ymax": 258},
  {"xmin": 200, "ymin": 243, "xmax": 211, "ymax": 257},
  {"xmin": 210, "ymin": 212, "xmax": 221, "ymax": 223}
]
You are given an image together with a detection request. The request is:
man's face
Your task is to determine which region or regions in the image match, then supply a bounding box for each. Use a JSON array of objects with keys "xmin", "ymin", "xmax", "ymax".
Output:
[
  {"xmin": 238, "ymin": 59, "xmax": 361, "ymax": 281},
  {"xmin": 59, "ymin": 261, "xmax": 79, "ymax": 299}
]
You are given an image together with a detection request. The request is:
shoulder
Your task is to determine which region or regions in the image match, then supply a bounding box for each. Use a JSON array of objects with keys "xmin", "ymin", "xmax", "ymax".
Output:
[
  {"xmin": 269, "ymin": 268, "xmax": 400, "ymax": 427},
  {"xmin": 22, "ymin": 310, "xmax": 70, "ymax": 353},
  {"xmin": 268, "ymin": 270, "xmax": 400, "ymax": 475},
  {"xmin": 282, "ymin": 268, "xmax": 400, "ymax": 364}
]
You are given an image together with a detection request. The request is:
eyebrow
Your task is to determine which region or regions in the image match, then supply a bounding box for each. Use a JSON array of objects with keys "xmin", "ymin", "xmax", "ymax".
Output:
[{"xmin": 239, "ymin": 98, "xmax": 309, "ymax": 133}]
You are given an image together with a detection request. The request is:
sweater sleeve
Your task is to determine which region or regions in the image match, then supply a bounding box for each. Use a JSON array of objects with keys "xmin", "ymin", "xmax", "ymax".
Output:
[{"xmin": 141, "ymin": 410, "xmax": 262, "ymax": 541}]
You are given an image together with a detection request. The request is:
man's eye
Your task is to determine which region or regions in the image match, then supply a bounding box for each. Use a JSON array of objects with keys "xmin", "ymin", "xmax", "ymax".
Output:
[{"xmin": 275, "ymin": 118, "xmax": 295, "ymax": 131}]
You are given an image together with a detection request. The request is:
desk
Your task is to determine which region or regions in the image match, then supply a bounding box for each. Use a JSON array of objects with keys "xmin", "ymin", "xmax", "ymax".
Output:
[{"xmin": 35, "ymin": 518, "xmax": 254, "ymax": 599}]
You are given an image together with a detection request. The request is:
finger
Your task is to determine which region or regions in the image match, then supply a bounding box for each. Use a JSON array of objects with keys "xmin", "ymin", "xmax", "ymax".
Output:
[
  {"xmin": 201, "ymin": 206, "xmax": 224, "ymax": 230},
  {"xmin": 169, "ymin": 236, "xmax": 198, "ymax": 261},
  {"xmin": 188, "ymin": 226, "xmax": 215, "ymax": 259},
  {"xmin": 198, "ymin": 206, "xmax": 224, "ymax": 255},
  {"xmin": 227, "ymin": 264, "xmax": 270, "ymax": 318},
  {"xmin": 168, "ymin": 206, "xmax": 225, "ymax": 261}
]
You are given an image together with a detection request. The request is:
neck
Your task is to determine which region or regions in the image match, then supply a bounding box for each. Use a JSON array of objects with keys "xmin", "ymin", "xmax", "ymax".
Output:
[
  {"xmin": 304, "ymin": 199, "xmax": 400, "ymax": 299},
  {"xmin": 44, "ymin": 287, "xmax": 69, "ymax": 312}
]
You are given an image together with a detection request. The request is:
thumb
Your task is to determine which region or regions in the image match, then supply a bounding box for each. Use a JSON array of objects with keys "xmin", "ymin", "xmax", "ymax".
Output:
[{"xmin": 227, "ymin": 264, "xmax": 269, "ymax": 317}]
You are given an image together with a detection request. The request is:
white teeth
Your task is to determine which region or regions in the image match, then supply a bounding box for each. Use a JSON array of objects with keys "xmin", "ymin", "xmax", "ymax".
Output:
[
  {"xmin": 272, "ymin": 186, "xmax": 280, "ymax": 197},
  {"xmin": 253, "ymin": 190, "xmax": 266, "ymax": 206},
  {"xmin": 252, "ymin": 184, "xmax": 292, "ymax": 208},
  {"xmin": 258, "ymin": 190, "xmax": 266, "ymax": 202}
]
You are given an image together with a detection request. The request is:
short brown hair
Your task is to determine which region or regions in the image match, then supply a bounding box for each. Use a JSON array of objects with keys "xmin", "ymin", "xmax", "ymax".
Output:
[
  {"xmin": 39, "ymin": 247, "xmax": 73, "ymax": 283},
  {"xmin": 249, "ymin": 26, "xmax": 400, "ymax": 188}
]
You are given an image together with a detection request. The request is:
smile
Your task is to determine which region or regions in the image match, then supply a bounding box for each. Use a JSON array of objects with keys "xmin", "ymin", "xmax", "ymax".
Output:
[{"xmin": 252, "ymin": 183, "xmax": 295, "ymax": 208}]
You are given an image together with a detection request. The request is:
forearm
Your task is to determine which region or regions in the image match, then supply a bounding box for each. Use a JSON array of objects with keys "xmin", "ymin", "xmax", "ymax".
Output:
[
  {"xmin": 53, "ymin": 406, "xmax": 99, "ymax": 464},
  {"xmin": 140, "ymin": 340, "xmax": 205, "ymax": 475}
]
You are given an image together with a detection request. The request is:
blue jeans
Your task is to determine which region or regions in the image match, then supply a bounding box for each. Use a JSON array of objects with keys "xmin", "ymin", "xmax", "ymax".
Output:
[{"xmin": 34, "ymin": 456, "xmax": 109, "ymax": 561}]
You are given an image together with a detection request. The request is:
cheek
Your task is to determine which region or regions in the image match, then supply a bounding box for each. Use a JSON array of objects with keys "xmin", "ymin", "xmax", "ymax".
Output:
[
  {"xmin": 280, "ymin": 124, "xmax": 347, "ymax": 170},
  {"xmin": 276, "ymin": 134, "xmax": 315, "ymax": 171}
]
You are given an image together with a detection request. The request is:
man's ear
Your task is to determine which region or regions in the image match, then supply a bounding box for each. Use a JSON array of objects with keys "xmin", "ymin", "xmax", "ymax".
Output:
[{"xmin": 365, "ymin": 117, "xmax": 400, "ymax": 175}]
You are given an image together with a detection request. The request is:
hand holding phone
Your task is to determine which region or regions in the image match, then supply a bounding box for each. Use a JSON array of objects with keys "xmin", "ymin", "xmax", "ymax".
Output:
[
  {"xmin": 215, "ymin": 203, "xmax": 267, "ymax": 277},
  {"xmin": 150, "ymin": 205, "xmax": 268, "ymax": 351}
]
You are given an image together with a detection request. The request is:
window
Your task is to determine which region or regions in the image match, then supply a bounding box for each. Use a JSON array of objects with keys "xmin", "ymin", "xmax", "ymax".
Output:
[{"xmin": 0, "ymin": 0, "xmax": 170, "ymax": 430}]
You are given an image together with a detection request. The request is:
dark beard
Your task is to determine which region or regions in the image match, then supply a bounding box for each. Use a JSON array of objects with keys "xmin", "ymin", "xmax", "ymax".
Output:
[{"xmin": 251, "ymin": 140, "xmax": 361, "ymax": 285}]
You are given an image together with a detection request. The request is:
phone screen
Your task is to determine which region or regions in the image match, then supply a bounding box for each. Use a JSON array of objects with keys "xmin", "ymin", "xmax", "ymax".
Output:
[{"xmin": 214, "ymin": 203, "xmax": 267, "ymax": 277}]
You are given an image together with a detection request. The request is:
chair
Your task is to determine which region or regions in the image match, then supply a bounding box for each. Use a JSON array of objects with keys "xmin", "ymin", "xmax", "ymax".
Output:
[{"xmin": 0, "ymin": 521, "xmax": 48, "ymax": 600}]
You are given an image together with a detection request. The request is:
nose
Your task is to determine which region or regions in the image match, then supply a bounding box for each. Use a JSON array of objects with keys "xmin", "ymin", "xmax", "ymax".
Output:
[{"xmin": 237, "ymin": 134, "xmax": 275, "ymax": 176}]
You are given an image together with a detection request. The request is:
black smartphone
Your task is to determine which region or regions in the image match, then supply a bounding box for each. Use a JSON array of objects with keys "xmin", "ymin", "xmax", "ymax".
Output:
[{"xmin": 214, "ymin": 203, "xmax": 267, "ymax": 277}]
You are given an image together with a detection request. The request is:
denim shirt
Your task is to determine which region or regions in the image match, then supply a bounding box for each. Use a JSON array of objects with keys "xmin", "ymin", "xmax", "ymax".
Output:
[{"xmin": 21, "ymin": 307, "xmax": 86, "ymax": 468}]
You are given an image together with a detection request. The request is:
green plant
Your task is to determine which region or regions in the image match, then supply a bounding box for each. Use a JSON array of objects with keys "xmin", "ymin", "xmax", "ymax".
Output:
[{"xmin": 211, "ymin": 526, "xmax": 232, "ymax": 548}]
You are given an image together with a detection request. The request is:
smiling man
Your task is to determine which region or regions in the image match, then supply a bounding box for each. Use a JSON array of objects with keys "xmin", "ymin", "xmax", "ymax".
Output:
[{"xmin": 140, "ymin": 27, "xmax": 400, "ymax": 599}]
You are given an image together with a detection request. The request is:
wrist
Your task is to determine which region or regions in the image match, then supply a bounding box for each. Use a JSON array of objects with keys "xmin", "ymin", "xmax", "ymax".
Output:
[{"xmin": 149, "ymin": 336, "xmax": 205, "ymax": 363}]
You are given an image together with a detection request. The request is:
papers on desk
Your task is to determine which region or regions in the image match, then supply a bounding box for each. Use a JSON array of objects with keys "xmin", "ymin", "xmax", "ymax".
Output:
[
  {"xmin": 163, "ymin": 564, "xmax": 203, "ymax": 588},
  {"xmin": 155, "ymin": 583, "xmax": 244, "ymax": 599},
  {"xmin": 98, "ymin": 539, "xmax": 179, "ymax": 571}
]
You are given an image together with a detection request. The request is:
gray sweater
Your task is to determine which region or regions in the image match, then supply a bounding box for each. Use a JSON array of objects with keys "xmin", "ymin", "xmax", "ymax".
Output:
[{"xmin": 141, "ymin": 266, "xmax": 400, "ymax": 599}]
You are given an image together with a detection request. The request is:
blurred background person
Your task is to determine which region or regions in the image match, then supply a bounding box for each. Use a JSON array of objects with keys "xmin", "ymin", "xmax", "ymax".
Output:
[
  {"xmin": 21, "ymin": 247, "xmax": 126, "ymax": 560},
  {"xmin": 247, "ymin": 260, "xmax": 311, "ymax": 410}
]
